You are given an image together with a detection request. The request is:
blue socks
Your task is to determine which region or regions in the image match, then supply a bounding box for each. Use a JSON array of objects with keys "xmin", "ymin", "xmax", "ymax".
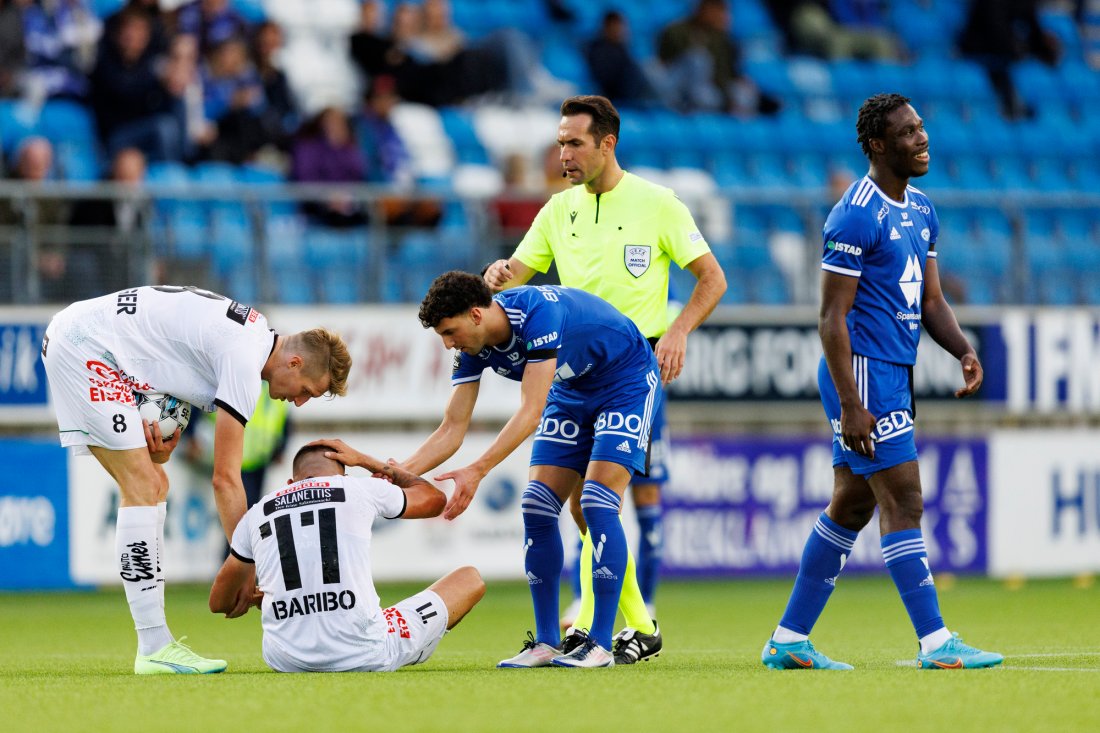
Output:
[
  {"xmin": 881, "ymin": 529, "xmax": 945, "ymax": 639},
  {"xmin": 580, "ymin": 480, "xmax": 627, "ymax": 650},
  {"xmin": 635, "ymin": 503, "xmax": 662, "ymax": 604},
  {"xmin": 521, "ymin": 481, "xmax": 565, "ymax": 646},
  {"xmin": 777, "ymin": 512, "xmax": 858, "ymax": 637}
]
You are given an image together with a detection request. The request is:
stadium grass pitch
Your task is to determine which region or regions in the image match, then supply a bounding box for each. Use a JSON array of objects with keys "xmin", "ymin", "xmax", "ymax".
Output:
[{"xmin": 1, "ymin": 576, "xmax": 1097, "ymax": 733}]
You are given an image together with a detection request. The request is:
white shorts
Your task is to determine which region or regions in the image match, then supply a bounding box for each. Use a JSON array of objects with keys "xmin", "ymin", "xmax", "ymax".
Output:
[
  {"xmin": 378, "ymin": 589, "xmax": 450, "ymax": 671},
  {"xmin": 42, "ymin": 318, "xmax": 150, "ymax": 456}
]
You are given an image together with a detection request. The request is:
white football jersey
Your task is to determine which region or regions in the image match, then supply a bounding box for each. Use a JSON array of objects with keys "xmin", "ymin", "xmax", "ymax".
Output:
[
  {"xmin": 230, "ymin": 474, "xmax": 407, "ymax": 672},
  {"xmin": 51, "ymin": 285, "xmax": 275, "ymax": 422}
]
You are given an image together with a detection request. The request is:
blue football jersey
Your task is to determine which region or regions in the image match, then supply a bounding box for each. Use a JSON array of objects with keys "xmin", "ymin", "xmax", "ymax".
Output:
[
  {"xmin": 451, "ymin": 285, "xmax": 655, "ymax": 389},
  {"xmin": 820, "ymin": 176, "xmax": 940, "ymax": 365}
]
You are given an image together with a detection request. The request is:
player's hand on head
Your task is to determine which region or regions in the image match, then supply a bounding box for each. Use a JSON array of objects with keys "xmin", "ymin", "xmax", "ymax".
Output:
[
  {"xmin": 435, "ymin": 465, "xmax": 483, "ymax": 520},
  {"xmin": 144, "ymin": 419, "xmax": 180, "ymax": 464},
  {"xmin": 655, "ymin": 331, "xmax": 688, "ymax": 384},
  {"xmin": 955, "ymin": 353, "xmax": 983, "ymax": 398},
  {"xmin": 306, "ymin": 438, "xmax": 367, "ymax": 469}
]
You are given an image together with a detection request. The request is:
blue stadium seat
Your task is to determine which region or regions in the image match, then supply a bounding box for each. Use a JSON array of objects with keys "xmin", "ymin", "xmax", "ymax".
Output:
[
  {"xmin": 270, "ymin": 266, "xmax": 315, "ymax": 305},
  {"xmin": 709, "ymin": 151, "xmax": 751, "ymax": 188},
  {"xmin": 0, "ymin": 100, "xmax": 38, "ymax": 154},
  {"xmin": 56, "ymin": 141, "xmax": 101, "ymax": 182},
  {"xmin": 318, "ymin": 268, "xmax": 362, "ymax": 304},
  {"xmin": 304, "ymin": 227, "xmax": 367, "ymax": 269},
  {"xmin": 964, "ymin": 273, "xmax": 999, "ymax": 305}
]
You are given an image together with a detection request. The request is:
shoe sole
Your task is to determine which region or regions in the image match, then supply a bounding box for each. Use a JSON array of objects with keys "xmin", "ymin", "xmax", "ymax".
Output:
[
  {"xmin": 550, "ymin": 660, "xmax": 613, "ymax": 668},
  {"xmin": 615, "ymin": 650, "xmax": 661, "ymax": 665}
]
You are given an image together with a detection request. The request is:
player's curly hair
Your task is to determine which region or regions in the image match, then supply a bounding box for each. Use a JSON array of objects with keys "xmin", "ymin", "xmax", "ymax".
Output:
[
  {"xmin": 561, "ymin": 95, "xmax": 620, "ymax": 145},
  {"xmin": 419, "ymin": 271, "xmax": 493, "ymax": 328},
  {"xmin": 856, "ymin": 93, "xmax": 911, "ymax": 160},
  {"xmin": 292, "ymin": 328, "xmax": 351, "ymax": 397}
]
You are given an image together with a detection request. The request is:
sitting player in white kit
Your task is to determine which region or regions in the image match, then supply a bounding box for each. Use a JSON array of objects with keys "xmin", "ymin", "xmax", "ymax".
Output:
[{"xmin": 210, "ymin": 439, "xmax": 485, "ymax": 672}]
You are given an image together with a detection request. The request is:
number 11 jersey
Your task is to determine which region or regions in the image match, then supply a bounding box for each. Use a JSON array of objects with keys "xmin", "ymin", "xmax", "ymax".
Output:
[{"xmin": 230, "ymin": 474, "xmax": 407, "ymax": 672}]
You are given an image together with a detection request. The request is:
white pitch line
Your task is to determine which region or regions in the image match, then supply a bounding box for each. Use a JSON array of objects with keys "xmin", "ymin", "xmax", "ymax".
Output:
[
  {"xmin": 1009, "ymin": 652, "xmax": 1100, "ymax": 659},
  {"xmin": 894, "ymin": 660, "xmax": 1100, "ymax": 673}
]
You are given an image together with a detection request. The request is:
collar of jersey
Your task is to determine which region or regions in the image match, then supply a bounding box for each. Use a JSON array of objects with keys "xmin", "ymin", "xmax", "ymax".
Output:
[
  {"xmin": 491, "ymin": 334, "xmax": 519, "ymax": 353},
  {"xmin": 862, "ymin": 176, "xmax": 909, "ymax": 208}
]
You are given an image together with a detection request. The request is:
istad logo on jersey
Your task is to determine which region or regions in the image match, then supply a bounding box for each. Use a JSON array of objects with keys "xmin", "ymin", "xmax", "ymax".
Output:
[
  {"xmin": 526, "ymin": 332, "xmax": 558, "ymax": 349},
  {"xmin": 827, "ymin": 240, "xmax": 863, "ymax": 256}
]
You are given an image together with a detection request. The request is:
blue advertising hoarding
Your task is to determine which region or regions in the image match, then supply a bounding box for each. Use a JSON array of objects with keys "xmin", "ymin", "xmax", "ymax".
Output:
[
  {"xmin": 662, "ymin": 435, "xmax": 989, "ymax": 576},
  {"xmin": 0, "ymin": 439, "xmax": 74, "ymax": 589}
]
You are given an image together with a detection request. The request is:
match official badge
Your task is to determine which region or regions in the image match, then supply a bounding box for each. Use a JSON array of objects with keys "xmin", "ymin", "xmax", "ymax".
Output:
[{"xmin": 625, "ymin": 245, "xmax": 651, "ymax": 278}]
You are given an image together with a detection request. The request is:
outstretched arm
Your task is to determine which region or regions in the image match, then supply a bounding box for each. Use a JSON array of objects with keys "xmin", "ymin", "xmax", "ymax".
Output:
[
  {"xmin": 400, "ymin": 381, "xmax": 480, "ymax": 475},
  {"xmin": 307, "ymin": 438, "xmax": 447, "ymax": 519},
  {"xmin": 921, "ymin": 258, "xmax": 982, "ymax": 398},
  {"xmin": 436, "ymin": 358, "xmax": 555, "ymax": 520}
]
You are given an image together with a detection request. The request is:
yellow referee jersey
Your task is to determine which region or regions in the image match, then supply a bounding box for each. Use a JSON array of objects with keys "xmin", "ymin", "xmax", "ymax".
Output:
[{"xmin": 513, "ymin": 171, "xmax": 711, "ymax": 339}]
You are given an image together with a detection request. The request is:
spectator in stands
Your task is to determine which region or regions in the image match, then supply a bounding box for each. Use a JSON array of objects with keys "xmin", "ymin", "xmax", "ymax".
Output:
[
  {"xmin": 958, "ymin": 0, "xmax": 1061, "ymax": 120},
  {"xmin": 349, "ymin": 0, "xmax": 553, "ymax": 107},
  {"xmin": 356, "ymin": 74, "xmax": 441, "ymax": 228},
  {"xmin": 0, "ymin": 0, "xmax": 26, "ymax": 98},
  {"xmin": 490, "ymin": 152, "xmax": 547, "ymax": 249},
  {"xmin": 21, "ymin": 0, "xmax": 101, "ymax": 103},
  {"xmin": 90, "ymin": 7, "xmax": 187, "ymax": 161},
  {"xmin": 67, "ymin": 147, "xmax": 151, "ymax": 300},
  {"xmin": 175, "ymin": 0, "xmax": 249, "ymax": 53},
  {"xmin": 200, "ymin": 37, "xmax": 268, "ymax": 163},
  {"xmin": 657, "ymin": 0, "xmax": 780, "ymax": 115},
  {"xmin": 291, "ymin": 106, "xmax": 368, "ymax": 228},
  {"xmin": 0, "ymin": 137, "xmax": 70, "ymax": 302},
  {"xmin": 585, "ymin": 11, "xmax": 662, "ymax": 108},
  {"xmin": 765, "ymin": 1, "xmax": 901, "ymax": 61},
  {"xmin": 409, "ymin": 0, "xmax": 464, "ymax": 63},
  {"xmin": 252, "ymin": 20, "xmax": 298, "ymax": 154},
  {"xmin": 102, "ymin": 0, "xmax": 169, "ymax": 59}
]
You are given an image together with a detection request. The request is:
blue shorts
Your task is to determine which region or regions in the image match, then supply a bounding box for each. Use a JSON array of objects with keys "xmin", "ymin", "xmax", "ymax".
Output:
[
  {"xmin": 530, "ymin": 368, "xmax": 662, "ymax": 477},
  {"xmin": 638, "ymin": 388, "xmax": 668, "ymax": 485},
  {"xmin": 818, "ymin": 354, "xmax": 917, "ymax": 477}
]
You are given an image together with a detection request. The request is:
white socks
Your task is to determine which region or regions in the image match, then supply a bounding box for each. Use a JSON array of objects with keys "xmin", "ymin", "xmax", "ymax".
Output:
[
  {"xmin": 117, "ymin": 506, "xmax": 172, "ymax": 655},
  {"xmin": 772, "ymin": 625, "xmax": 809, "ymax": 644},
  {"xmin": 156, "ymin": 502, "xmax": 167, "ymax": 610},
  {"xmin": 920, "ymin": 627, "xmax": 953, "ymax": 655}
]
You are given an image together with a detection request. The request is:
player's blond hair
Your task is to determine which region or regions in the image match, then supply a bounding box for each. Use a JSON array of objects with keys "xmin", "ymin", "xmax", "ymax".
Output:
[{"xmin": 291, "ymin": 328, "xmax": 351, "ymax": 397}]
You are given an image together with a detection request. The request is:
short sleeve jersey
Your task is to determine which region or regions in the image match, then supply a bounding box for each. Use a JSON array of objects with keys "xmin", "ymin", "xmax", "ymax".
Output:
[
  {"xmin": 450, "ymin": 285, "xmax": 655, "ymax": 391},
  {"xmin": 57, "ymin": 285, "xmax": 276, "ymax": 423},
  {"xmin": 820, "ymin": 177, "xmax": 940, "ymax": 365},
  {"xmin": 230, "ymin": 474, "xmax": 407, "ymax": 672},
  {"xmin": 513, "ymin": 172, "xmax": 711, "ymax": 339}
]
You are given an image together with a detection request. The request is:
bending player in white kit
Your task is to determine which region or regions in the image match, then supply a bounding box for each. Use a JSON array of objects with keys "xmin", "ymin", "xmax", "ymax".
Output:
[
  {"xmin": 210, "ymin": 440, "xmax": 485, "ymax": 672},
  {"xmin": 41, "ymin": 285, "xmax": 351, "ymax": 674}
]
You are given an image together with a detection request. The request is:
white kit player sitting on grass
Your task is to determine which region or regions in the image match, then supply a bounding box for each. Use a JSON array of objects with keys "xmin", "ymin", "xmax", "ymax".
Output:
[
  {"xmin": 210, "ymin": 440, "xmax": 485, "ymax": 672},
  {"xmin": 41, "ymin": 285, "xmax": 351, "ymax": 674}
]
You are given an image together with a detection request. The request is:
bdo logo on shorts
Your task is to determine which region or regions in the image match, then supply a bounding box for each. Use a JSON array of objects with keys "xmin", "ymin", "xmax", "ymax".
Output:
[{"xmin": 535, "ymin": 417, "xmax": 581, "ymax": 444}]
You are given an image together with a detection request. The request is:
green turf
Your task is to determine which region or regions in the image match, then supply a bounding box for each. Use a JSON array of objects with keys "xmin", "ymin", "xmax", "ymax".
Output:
[{"xmin": 1, "ymin": 577, "xmax": 1096, "ymax": 733}]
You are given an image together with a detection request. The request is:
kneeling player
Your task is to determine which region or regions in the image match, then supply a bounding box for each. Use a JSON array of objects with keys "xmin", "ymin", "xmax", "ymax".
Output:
[{"xmin": 210, "ymin": 440, "xmax": 485, "ymax": 672}]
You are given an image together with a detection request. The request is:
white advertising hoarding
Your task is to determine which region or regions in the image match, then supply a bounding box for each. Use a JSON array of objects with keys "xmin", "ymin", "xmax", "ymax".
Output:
[
  {"xmin": 988, "ymin": 430, "xmax": 1100, "ymax": 577},
  {"xmin": 264, "ymin": 306, "xmax": 521, "ymax": 422}
]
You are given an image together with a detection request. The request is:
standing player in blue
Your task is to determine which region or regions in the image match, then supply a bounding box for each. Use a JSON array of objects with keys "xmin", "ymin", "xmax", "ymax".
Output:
[
  {"xmin": 761, "ymin": 94, "xmax": 1003, "ymax": 671},
  {"xmin": 411, "ymin": 271, "xmax": 661, "ymax": 668}
]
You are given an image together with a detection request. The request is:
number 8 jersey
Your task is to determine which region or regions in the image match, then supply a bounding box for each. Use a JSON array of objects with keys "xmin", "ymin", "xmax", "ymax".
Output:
[{"xmin": 230, "ymin": 474, "xmax": 408, "ymax": 672}]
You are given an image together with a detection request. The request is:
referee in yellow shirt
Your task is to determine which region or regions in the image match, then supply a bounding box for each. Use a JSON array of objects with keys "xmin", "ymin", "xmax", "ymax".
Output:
[{"xmin": 485, "ymin": 95, "xmax": 727, "ymax": 664}]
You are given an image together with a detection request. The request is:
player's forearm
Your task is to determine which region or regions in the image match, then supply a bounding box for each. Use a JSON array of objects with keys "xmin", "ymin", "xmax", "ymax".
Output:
[
  {"xmin": 670, "ymin": 268, "xmax": 727, "ymax": 337},
  {"xmin": 211, "ymin": 473, "xmax": 247, "ymax": 543},
  {"xmin": 469, "ymin": 408, "xmax": 541, "ymax": 477},
  {"xmin": 922, "ymin": 298, "xmax": 975, "ymax": 362},
  {"xmin": 819, "ymin": 317, "xmax": 862, "ymax": 408},
  {"xmin": 402, "ymin": 421, "xmax": 466, "ymax": 475}
]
